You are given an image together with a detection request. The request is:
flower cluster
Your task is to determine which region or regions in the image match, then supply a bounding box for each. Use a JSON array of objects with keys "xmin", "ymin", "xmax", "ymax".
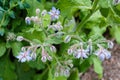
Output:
[
  {"xmin": 67, "ymin": 38, "xmax": 113, "ymax": 61},
  {"xmin": 54, "ymin": 60, "xmax": 73, "ymax": 77},
  {"xmin": 16, "ymin": 46, "xmax": 37, "ymax": 62},
  {"xmin": 94, "ymin": 44, "xmax": 111, "ymax": 61},
  {"xmin": 6, "ymin": 32, "xmax": 16, "ymax": 41},
  {"xmin": 68, "ymin": 42, "xmax": 90, "ymax": 59},
  {"xmin": 48, "ymin": 21, "xmax": 63, "ymax": 31}
]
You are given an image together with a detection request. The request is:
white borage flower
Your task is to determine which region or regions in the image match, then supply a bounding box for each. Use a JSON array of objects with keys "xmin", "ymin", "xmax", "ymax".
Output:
[
  {"xmin": 36, "ymin": 8, "xmax": 40, "ymax": 15},
  {"xmin": 50, "ymin": 45, "xmax": 56, "ymax": 53},
  {"xmin": 25, "ymin": 17, "xmax": 31, "ymax": 25},
  {"xmin": 16, "ymin": 36, "xmax": 24, "ymax": 41},
  {"xmin": 48, "ymin": 7, "xmax": 60, "ymax": 21},
  {"xmin": 74, "ymin": 49, "xmax": 88, "ymax": 59},
  {"xmin": 107, "ymin": 41, "xmax": 114, "ymax": 49},
  {"xmin": 16, "ymin": 51, "xmax": 32, "ymax": 62},
  {"xmin": 64, "ymin": 35, "xmax": 71, "ymax": 43},
  {"xmin": 94, "ymin": 48, "xmax": 111, "ymax": 61}
]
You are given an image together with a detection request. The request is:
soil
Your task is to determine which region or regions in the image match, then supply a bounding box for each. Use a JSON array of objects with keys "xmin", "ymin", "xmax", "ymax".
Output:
[{"xmin": 80, "ymin": 42, "xmax": 120, "ymax": 80}]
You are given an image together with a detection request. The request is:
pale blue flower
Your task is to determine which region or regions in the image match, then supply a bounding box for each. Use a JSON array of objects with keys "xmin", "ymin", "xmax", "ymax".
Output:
[
  {"xmin": 16, "ymin": 50, "xmax": 32, "ymax": 62},
  {"xmin": 74, "ymin": 49, "xmax": 88, "ymax": 59},
  {"xmin": 95, "ymin": 48, "xmax": 111, "ymax": 61},
  {"xmin": 48, "ymin": 7, "xmax": 60, "ymax": 21}
]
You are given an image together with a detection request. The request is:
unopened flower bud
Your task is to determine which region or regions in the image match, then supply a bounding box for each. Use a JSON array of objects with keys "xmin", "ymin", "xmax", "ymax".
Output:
[
  {"xmin": 64, "ymin": 35, "xmax": 71, "ymax": 43},
  {"xmin": 55, "ymin": 72, "xmax": 59, "ymax": 77},
  {"xmin": 21, "ymin": 47, "xmax": 26, "ymax": 51},
  {"xmin": 64, "ymin": 69, "xmax": 70, "ymax": 77},
  {"xmin": 67, "ymin": 49, "xmax": 73, "ymax": 55},
  {"xmin": 41, "ymin": 56, "xmax": 47, "ymax": 62},
  {"xmin": 69, "ymin": 64, "xmax": 73, "ymax": 68},
  {"xmin": 16, "ymin": 36, "xmax": 24, "ymax": 41},
  {"xmin": 108, "ymin": 41, "xmax": 114, "ymax": 49},
  {"xmin": 36, "ymin": 8, "xmax": 40, "ymax": 15},
  {"xmin": 41, "ymin": 10, "xmax": 47, "ymax": 16},
  {"xmin": 47, "ymin": 56, "xmax": 52, "ymax": 61},
  {"xmin": 50, "ymin": 46, "xmax": 56, "ymax": 53},
  {"xmin": 25, "ymin": 17, "xmax": 31, "ymax": 25}
]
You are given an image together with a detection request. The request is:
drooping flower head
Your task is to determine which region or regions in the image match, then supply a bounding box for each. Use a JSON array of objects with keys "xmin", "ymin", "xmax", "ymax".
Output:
[{"xmin": 94, "ymin": 44, "xmax": 111, "ymax": 61}]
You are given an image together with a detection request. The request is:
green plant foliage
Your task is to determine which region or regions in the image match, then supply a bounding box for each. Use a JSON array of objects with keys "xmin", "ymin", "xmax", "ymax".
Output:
[
  {"xmin": 0, "ymin": 0, "xmax": 119, "ymax": 80},
  {"xmin": 0, "ymin": 56, "xmax": 17, "ymax": 80}
]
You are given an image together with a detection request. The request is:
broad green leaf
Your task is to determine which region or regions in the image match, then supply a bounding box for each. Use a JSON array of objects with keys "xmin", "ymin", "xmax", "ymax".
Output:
[
  {"xmin": 79, "ymin": 56, "xmax": 93, "ymax": 72},
  {"xmin": 0, "ymin": 42, "xmax": 6, "ymax": 57},
  {"xmin": 45, "ymin": 36, "xmax": 63, "ymax": 44},
  {"xmin": 99, "ymin": 0, "xmax": 110, "ymax": 8},
  {"xmin": 28, "ymin": 60, "xmax": 45, "ymax": 70},
  {"xmin": 11, "ymin": 42, "xmax": 22, "ymax": 56},
  {"xmin": 100, "ymin": 8, "xmax": 109, "ymax": 17},
  {"xmin": 92, "ymin": 56, "xmax": 103, "ymax": 75},
  {"xmin": 57, "ymin": 0, "xmax": 91, "ymax": 17},
  {"xmin": 0, "ymin": 56, "xmax": 17, "ymax": 80},
  {"xmin": 8, "ymin": 10, "xmax": 15, "ymax": 19},
  {"xmin": 26, "ymin": 0, "xmax": 44, "ymax": 16},
  {"xmin": 16, "ymin": 62, "xmax": 35, "ymax": 80},
  {"xmin": 113, "ymin": 26, "xmax": 120, "ymax": 43},
  {"xmin": 67, "ymin": 69, "xmax": 79, "ymax": 80},
  {"xmin": 55, "ymin": 76, "xmax": 67, "ymax": 80}
]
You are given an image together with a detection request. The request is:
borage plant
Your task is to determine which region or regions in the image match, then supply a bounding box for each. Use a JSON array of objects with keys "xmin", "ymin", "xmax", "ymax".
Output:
[{"xmin": 16, "ymin": 4, "xmax": 114, "ymax": 80}]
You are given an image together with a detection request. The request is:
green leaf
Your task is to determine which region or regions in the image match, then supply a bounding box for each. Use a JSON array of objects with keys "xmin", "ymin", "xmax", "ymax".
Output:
[
  {"xmin": 113, "ymin": 26, "xmax": 120, "ymax": 43},
  {"xmin": 67, "ymin": 69, "xmax": 79, "ymax": 80},
  {"xmin": 26, "ymin": 0, "xmax": 44, "ymax": 16},
  {"xmin": 55, "ymin": 76, "xmax": 67, "ymax": 80},
  {"xmin": 28, "ymin": 60, "xmax": 45, "ymax": 70},
  {"xmin": 47, "ymin": 69, "xmax": 53, "ymax": 80},
  {"xmin": 79, "ymin": 56, "xmax": 93, "ymax": 72},
  {"xmin": 42, "ymin": 14, "xmax": 51, "ymax": 28},
  {"xmin": 0, "ymin": 42, "xmax": 6, "ymax": 57},
  {"xmin": 99, "ymin": 0, "xmax": 110, "ymax": 8},
  {"xmin": 16, "ymin": 62, "xmax": 35, "ymax": 80},
  {"xmin": 0, "ymin": 28, "xmax": 5, "ymax": 36},
  {"xmin": 18, "ymin": 1, "xmax": 24, "ymax": 9},
  {"xmin": 57, "ymin": 0, "xmax": 91, "ymax": 17},
  {"xmin": 45, "ymin": 36, "xmax": 63, "ymax": 44},
  {"xmin": 0, "ymin": 56, "xmax": 17, "ymax": 80},
  {"xmin": 8, "ymin": 10, "xmax": 15, "ymax": 19},
  {"xmin": 92, "ymin": 56, "xmax": 103, "ymax": 75},
  {"xmin": 11, "ymin": 42, "xmax": 22, "ymax": 56},
  {"xmin": 100, "ymin": 8, "xmax": 109, "ymax": 17}
]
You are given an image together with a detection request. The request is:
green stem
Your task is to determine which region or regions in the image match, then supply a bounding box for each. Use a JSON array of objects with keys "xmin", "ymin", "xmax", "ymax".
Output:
[{"xmin": 73, "ymin": 0, "xmax": 99, "ymax": 32}]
